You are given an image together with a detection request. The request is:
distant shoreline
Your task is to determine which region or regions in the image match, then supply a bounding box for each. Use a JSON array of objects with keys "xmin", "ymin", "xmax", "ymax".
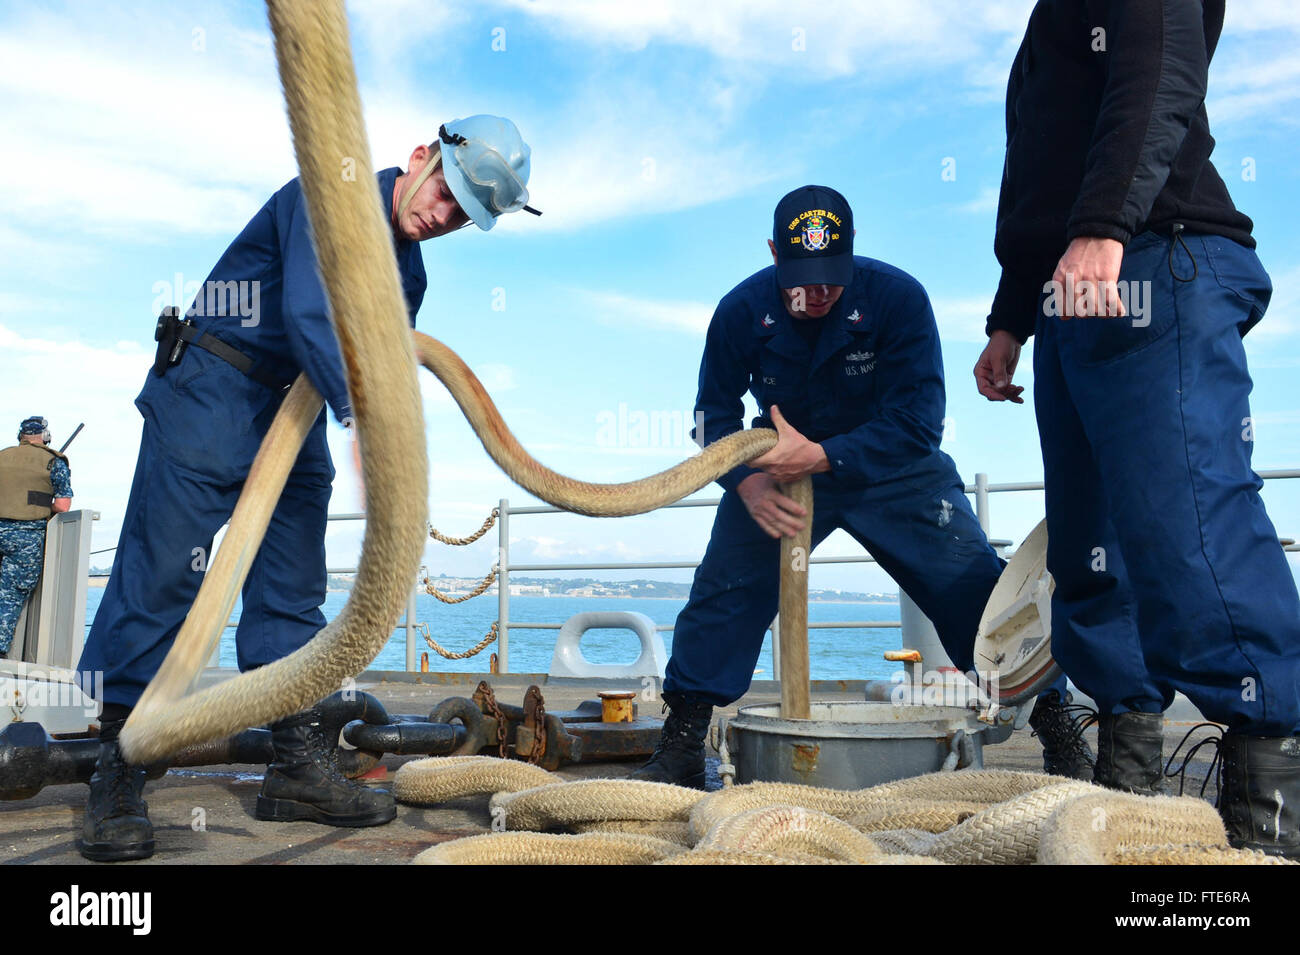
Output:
[
  {"xmin": 359, "ymin": 590, "xmax": 898, "ymax": 605},
  {"xmin": 106, "ymin": 580, "xmax": 899, "ymax": 605}
]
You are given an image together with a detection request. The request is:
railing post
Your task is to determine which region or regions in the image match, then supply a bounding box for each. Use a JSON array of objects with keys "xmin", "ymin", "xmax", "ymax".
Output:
[
  {"xmin": 497, "ymin": 498, "xmax": 509, "ymax": 673},
  {"xmin": 769, "ymin": 613, "xmax": 781, "ymax": 682},
  {"xmin": 975, "ymin": 472, "xmax": 990, "ymax": 534},
  {"xmin": 404, "ymin": 585, "xmax": 417, "ymax": 672}
]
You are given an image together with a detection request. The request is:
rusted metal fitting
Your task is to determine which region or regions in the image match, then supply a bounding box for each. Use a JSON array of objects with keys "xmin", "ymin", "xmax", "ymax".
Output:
[{"xmin": 597, "ymin": 691, "xmax": 637, "ymax": 723}]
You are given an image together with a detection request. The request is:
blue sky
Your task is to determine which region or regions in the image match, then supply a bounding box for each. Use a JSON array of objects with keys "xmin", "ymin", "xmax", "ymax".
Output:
[{"xmin": 2, "ymin": 0, "xmax": 1298, "ymax": 592}]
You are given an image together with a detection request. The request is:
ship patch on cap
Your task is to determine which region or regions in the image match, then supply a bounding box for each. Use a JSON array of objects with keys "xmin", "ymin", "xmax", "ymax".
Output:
[
  {"xmin": 790, "ymin": 210, "xmax": 843, "ymax": 252},
  {"xmin": 773, "ymin": 186, "xmax": 854, "ymax": 289}
]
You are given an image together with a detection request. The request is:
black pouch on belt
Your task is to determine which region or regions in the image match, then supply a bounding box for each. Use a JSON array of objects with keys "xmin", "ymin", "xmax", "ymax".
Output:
[
  {"xmin": 151, "ymin": 304, "xmax": 284, "ymax": 389},
  {"xmin": 152, "ymin": 305, "xmax": 189, "ymax": 376}
]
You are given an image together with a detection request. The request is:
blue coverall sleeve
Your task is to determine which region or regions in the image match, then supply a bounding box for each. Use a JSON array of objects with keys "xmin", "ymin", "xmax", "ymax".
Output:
[
  {"xmin": 692, "ymin": 299, "xmax": 762, "ymax": 494},
  {"xmin": 819, "ymin": 280, "xmax": 945, "ymax": 486},
  {"xmin": 278, "ymin": 188, "xmax": 355, "ymax": 425}
]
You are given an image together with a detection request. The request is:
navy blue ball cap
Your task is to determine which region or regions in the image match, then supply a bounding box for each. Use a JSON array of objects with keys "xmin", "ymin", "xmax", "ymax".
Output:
[
  {"xmin": 19, "ymin": 416, "xmax": 48, "ymax": 436},
  {"xmin": 772, "ymin": 185, "xmax": 854, "ymax": 288}
]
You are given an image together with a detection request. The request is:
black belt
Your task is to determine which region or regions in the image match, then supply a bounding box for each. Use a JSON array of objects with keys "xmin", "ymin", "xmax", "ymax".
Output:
[
  {"xmin": 153, "ymin": 306, "xmax": 285, "ymax": 391},
  {"xmin": 175, "ymin": 324, "xmax": 286, "ymax": 390}
]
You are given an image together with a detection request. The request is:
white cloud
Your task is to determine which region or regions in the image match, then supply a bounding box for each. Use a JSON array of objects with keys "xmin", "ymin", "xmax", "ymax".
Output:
[
  {"xmin": 0, "ymin": 12, "xmax": 294, "ymax": 240},
  {"xmin": 512, "ymin": 533, "xmax": 643, "ymax": 562},
  {"xmin": 576, "ymin": 289, "xmax": 714, "ymax": 335},
  {"xmin": 953, "ymin": 186, "xmax": 1000, "ymax": 215},
  {"xmin": 1222, "ymin": 0, "xmax": 1300, "ymax": 32},
  {"xmin": 1208, "ymin": 52, "xmax": 1300, "ymax": 124},
  {"xmin": 494, "ymin": 0, "xmax": 1038, "ymax": 77},
  {"xmin": 0, "ymin": 323, "xmax": 154, "ymax": 547},
  {"xmin": 1205, "ymin": 4, "xmax": 1300, "ymax": 123},
  {"xmin": 930, "ymin": 296, "xmax": 994, "ymax": 343}
]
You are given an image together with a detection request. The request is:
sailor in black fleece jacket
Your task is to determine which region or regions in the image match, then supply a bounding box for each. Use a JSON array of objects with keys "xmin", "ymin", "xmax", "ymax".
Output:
[{"xmin": 974, "ymin": 0, "xmax": 1300, "ymax": 858}]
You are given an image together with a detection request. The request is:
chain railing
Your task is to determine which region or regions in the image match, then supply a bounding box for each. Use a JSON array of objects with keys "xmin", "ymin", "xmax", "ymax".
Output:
[{"xmin": 86, "ymin": 470, "xmax": 1300, "ymax": 675}]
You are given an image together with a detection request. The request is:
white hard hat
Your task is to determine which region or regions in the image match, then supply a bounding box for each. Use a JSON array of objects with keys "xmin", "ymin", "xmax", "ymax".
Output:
[{"xmin": 438, "ymin": 115, "xmax": 538, "ymax": 231}]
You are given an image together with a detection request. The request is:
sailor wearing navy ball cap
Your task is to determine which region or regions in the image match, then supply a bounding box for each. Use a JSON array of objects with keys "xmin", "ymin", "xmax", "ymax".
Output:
[{"xmin": 632, "ymin": 185, "xmax": 1089, "ymax": 788}]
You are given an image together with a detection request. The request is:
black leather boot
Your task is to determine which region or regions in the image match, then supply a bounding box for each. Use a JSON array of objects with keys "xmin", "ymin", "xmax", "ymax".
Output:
[
  {"xmin": 1028, "ymin": 691, "xmax": 1096, "ymax": 780},
  {"xmin": 1219, "ymin": 733, "xmax": 1300, "ymax": 859},
  {"xmin": 629, "ymin": 692, "xmax": 714, "ymax": 789},
  {"xmin": 1094, "ymin": 710, "xmax": 1165, "ymax": 794},
  {"xmin": 79, "ymin": 718, "xmax": 155, "ymax": 862},
  {"xmin": 255, "ymin": 707, "xmax": 396, "ymax": 827}
]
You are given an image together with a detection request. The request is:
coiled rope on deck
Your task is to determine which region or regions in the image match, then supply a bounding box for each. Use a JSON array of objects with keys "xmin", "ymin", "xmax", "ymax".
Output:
[
  {"xmin": 108, "ymin": 0, "xmax": 1290, "ymax": 870},
  {"xmin": 398, "ymin": 762, "xmax": 1294, "ymax": 866}
]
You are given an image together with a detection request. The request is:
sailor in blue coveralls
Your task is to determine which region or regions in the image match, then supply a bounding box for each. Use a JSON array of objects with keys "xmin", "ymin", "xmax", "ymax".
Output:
[
  {"xmin": 0, "ymin": 417, "xmax": 74, "ymax": 655},
  {"xmin": 633, "ymin": 186, "xmax": 1085, "ymax": 789},
  {"xmin": 974, "ymin": 1, "xmax": 1300, "ymax": 857},
  {"xmin": 76, "ymin": 116, "xmax": 539, "ymax": 862}
]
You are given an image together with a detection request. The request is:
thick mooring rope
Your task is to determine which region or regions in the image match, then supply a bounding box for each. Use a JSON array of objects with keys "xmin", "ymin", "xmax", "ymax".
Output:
[
  {"xmin": 121, "ymin": 0, "xmax": 429, "ymax": 761},
  {"xmin": 119, "ymin": 0, "xmax": 775, "ymax": 762},
  {"xmin": 398, "ymin": 762, "xmax": 1294, "ymax": 866},
  {"xmin": 411, "ymin": 333, "xmax": 776, "ymax": 517},
  {"xmin": 110, "ymin": 0, "xmax": 1291, "ymax": 869}
]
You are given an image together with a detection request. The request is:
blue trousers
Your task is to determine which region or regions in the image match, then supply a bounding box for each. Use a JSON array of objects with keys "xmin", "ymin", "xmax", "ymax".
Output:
[
  {"xmin": 79, "ymin": 414, "xmax": 334, "ymax": 708},
  {"xmin": 663, "ymin": 453, "xmax": 1035, "ymax": 707},
  {"xmin": 1034, "ymin": 230, "xmax": 1300, "ymax": 734}
]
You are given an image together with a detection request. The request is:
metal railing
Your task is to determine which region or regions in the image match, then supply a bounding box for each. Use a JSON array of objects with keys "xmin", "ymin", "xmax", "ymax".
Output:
[
  {"xmin": 488, "ymin": 469, "xmax": 1299, "ymax": 673},
  {"xmin": 87, "ymin": 469, "xmax": 1300, "ymax": 674}
]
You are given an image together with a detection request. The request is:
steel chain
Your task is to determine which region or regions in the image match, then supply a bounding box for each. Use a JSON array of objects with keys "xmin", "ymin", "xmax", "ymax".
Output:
[
  {"xmin": 527, "ymin": 695, "xmax": 547, "ymax": 765},
  {"xmin": 475, "ymin": 681, "xmax": 509, "ymax": 758}
]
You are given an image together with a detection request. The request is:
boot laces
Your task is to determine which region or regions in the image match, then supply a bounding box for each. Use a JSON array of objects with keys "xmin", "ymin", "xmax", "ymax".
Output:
[
  {"xmin": 99, "ymin": 744, "xmax": 146, "ymax": 817},
  {"xmin": 649, "ymin": 700, "xmax": 708, "ymax": 759},
  {"xmin": 1163, "ymin": 722, "xmax": 1224, "ymax": 800},
  {"xmin": 1031, "ymin": 698, "xmax": 1097, "ymax": 763},
  {"xmin": 305, "ymin": 719, "xmax": 350, "ymax": 782}
]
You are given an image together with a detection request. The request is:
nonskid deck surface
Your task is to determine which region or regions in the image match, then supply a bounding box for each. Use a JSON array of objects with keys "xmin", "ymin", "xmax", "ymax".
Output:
[{"xmin": 0, "ymin": 679, "xmax": 1220, "ymax": 865}]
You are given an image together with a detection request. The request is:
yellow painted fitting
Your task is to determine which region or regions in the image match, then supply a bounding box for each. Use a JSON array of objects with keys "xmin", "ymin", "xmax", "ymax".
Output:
[
  {"xmin": 883, "ymin": 649, "xmax": 923, "ymax": 663},
  {"xmin": 599, "ymin": 691, "xmax": 637, "ymax": 723}
]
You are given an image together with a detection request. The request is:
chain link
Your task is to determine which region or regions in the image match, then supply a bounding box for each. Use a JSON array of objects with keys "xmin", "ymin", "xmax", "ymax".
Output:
[
  {"xmin": 419, "ymin": 621, "xmax": 499, "ymax": 660},
  {"xmin": 427, "ymin": 507, "xmax": 498, "ymax": 546},
  {"xmin": 475, "ymin": 681, "xmax": 509, "ymax": 758},
  {"xmin": 526, "ymin": 694, "xmax": 547, "ymax": 765}
]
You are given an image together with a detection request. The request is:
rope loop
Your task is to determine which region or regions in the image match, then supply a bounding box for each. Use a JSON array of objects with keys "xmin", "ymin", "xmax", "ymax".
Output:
[
  {"xmin": 427, "ymin": 507, "xmax": 499, "ymax": 546},
  {"xmin": 420, "ymin": 621, "xmax": 500, "ymax": 660},
  {"xmin": 422, "ymin": 567, "xmax": 497, "ymax": 604}
]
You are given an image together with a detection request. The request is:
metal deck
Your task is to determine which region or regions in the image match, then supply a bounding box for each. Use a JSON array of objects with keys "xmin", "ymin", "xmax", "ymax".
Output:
[{"xmin": 0, "ymin": 676, "xmax": 1222, "ymax": 865}]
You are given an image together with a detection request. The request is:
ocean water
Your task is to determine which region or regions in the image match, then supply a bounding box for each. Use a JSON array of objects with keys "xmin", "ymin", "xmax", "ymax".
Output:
[{"xmin": 83, "ymin": 589, "xmax": 905, "ymax": 681}]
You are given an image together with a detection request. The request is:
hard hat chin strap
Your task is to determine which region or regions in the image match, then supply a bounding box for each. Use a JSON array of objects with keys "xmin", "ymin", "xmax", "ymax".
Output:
[{"xmin": 396, "ymin": 149, "xmax": 444, "ymax": 223}]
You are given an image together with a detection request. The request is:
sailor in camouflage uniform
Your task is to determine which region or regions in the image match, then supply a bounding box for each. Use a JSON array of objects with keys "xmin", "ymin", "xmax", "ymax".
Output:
[{"xmin": 0, "ymin": 416, "xmax": 74, "ymax": 654}]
